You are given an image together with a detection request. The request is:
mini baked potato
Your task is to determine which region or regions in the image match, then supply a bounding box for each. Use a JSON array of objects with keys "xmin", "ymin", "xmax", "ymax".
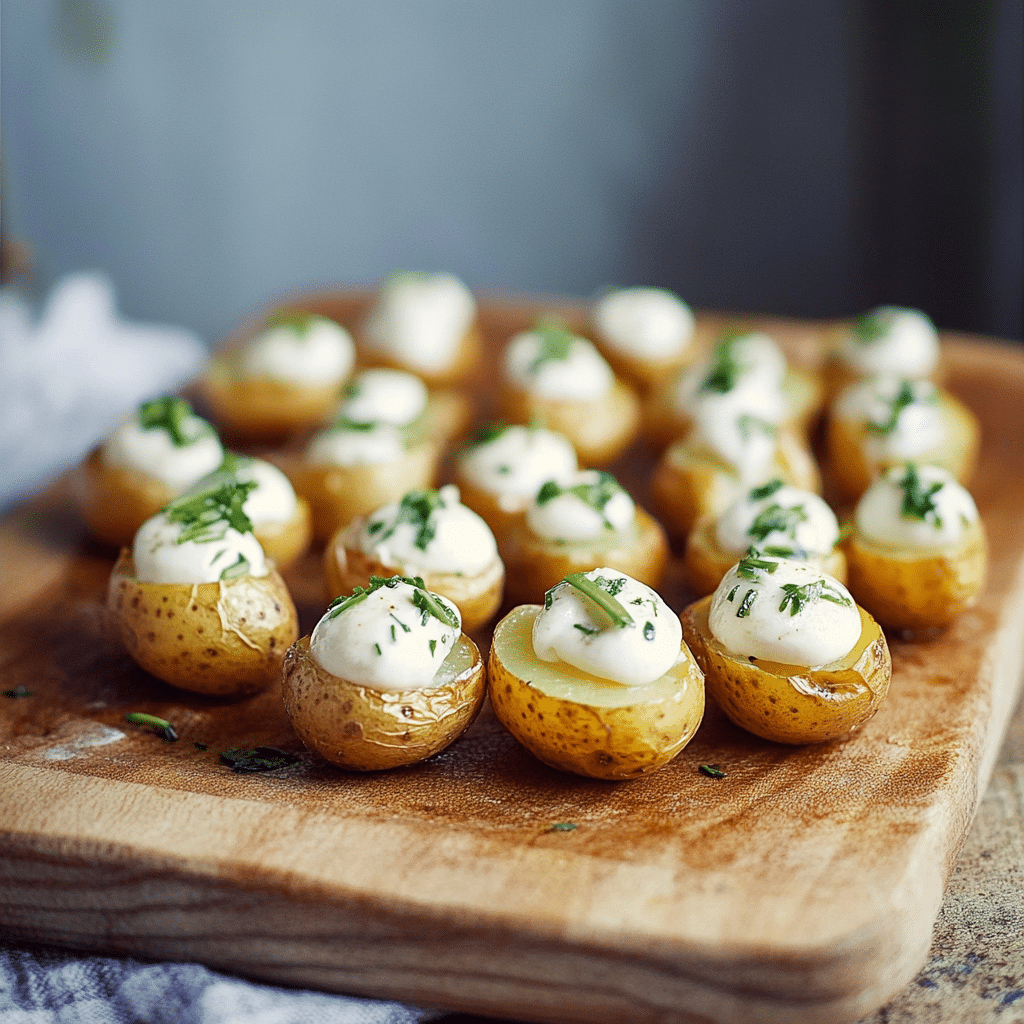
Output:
[{"xmin": 488, "ymin": 599, "xmax": 705, "ymax": 780}]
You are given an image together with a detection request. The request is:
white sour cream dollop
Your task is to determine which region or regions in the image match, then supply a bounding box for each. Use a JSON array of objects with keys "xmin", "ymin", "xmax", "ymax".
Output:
[
  {"xmin": 527, "ymin": 470, "xmax": 635, "ymax": 542},
  {"xmin": 310, "ymin": 578, "xmax": 461, "ymax": 691},
  {"xmin": 336, "ymin": 368, "xmax": 428, "ymax": 426},
  {"xmin": 133, "ymin": 512, "xmax": 268, "ymax": 584},
  {"xmin": 855, "ymin": 464, "xmax": 979, "ymax": 550},
  {"xmin": 592, "ymin": 287, "xmax": 695, "ymax": 360},
  {"xmin": 239, "ymin": 314, "xmax": 355, "ymax": 386},
  {"xmin": 709, "ymin": 558, "xmax": 860, "ymax": 667},
  {"xmin": 834, "ymin": 376, "xmax": 944, "ymax": 464},
  {"xmin": 837, "ymin": 306, "xmax": 940, "ymax": 379},
  {"xmin": 715, "ymin": 482, "xmax": 839, "ymax": 557},
  {"xmin": 688, "ymin": 407, "xmax": 779, "ymax": 487},
  {"xmin": 361, "ymin": 272, "xmax": 476, "ymax": 374},
  {"xmin": 504, "ymin": 326, "xmax": 614, "ymax": 401},
  {"xmin": 533, "ymin": 569, "xmax": 682, "ymax": 686},
  {"xmin": 192, "ymin": 456, "xmax": 298, "ymax": 526},
  {"xmin": 457, "ymin": 425, "xmax": 578, "ymax": 513},
  {"xmin": 351, "ymin": 485, "xmax": 498, "ymax": 576},
  {"xmin": 102, "ymin": 405, "xmax": 223, "ymax": 491},
  {"xmin": 305, "ymin": 423, "xmax": 408, "ymax": 467}
]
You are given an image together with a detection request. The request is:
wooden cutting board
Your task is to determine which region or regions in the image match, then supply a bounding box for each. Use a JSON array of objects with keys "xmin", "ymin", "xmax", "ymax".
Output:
[{"xmin": 2, "ymin": 298, "xmax": 1023, "ymax": 1024}]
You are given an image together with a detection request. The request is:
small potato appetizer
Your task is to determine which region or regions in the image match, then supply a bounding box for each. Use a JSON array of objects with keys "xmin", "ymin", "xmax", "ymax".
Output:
[
  {"xmin": 823, "ymin": 305, "xmax": 942, "ymax": 401},
  {"xmin": 201, "ymin": 309, "xmax": 356, "ymax": 442},
  {"xmin": 644, "ymin": 330, "xmax": 823, "ymax": 448},
  {"xmin": 682, "ymin": 553, "xmax": 891, "ymax": 745},
  {"xmin": 358, "ymin": 271, "xmax": 481, "ymax": 387},
  {"xmin": 826, "ymin": 375, "xmax": 979, "ymax": 504},
  {"xmin": 489, "ymin": 569, "xmax": 704, "ymax": 779},
  {"xmin": 651, "ymin": 411, "xmax": 821, "ymax": 541},
  {"xmin": 282, "ymin": 575, "xmax": 485, "ymax": 770},
  {"xmin": 77, "ymin": 396, "xmax": 224, "ymax": 548},
  {"xmin": 588, "ymin": 286, "xmax": 697, "ymax": 391},
  {"xmin": 502, "ymin": 470, "xmax": 667, "ymax": 606},
  {"xmin": 324, "ymin": 485, "xmax": 504, "ymax": 633},
  {"xmin": 498, "ymin": 320, "xmax": 640, "ymax": 466},
  {"xmin": 843, "ymin": 463, "xmax": 987, "ymax": 631},
  {"xmin": 287, "ymin": 369, "xmax": 441, "ymax": 541},
  {"xmin": 684, "ymin": 479, "xmax": 846, "ymax": 597},
  {"xmin": 107, "ymin": 480, "xmax": 298, "ymax": 696}
]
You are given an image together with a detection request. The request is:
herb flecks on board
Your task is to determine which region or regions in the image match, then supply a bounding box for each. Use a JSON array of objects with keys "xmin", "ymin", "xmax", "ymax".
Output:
[
  {"xmin": 220, "ymin": 747, "xmax": 300, "ymax": 773},
  {"xmin": 124, "ymin": 712, "xmax": 179, "ymax": 742},
  {"xmin": 699, "ymin": 764, "xmax": 728, "ymax": 779}
]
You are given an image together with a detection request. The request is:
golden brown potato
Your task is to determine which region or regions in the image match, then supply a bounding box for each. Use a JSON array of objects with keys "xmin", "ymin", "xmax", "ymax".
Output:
[
  {"xmin": 502, "ymin": 507, "xmax": 668, "ymax": 606},
  {"xmin": 488, "ymin": 603, "xmax": 705, "ymax": 779},
  {"xmin": 253, "ymin": 496, "xmax": 313, "ymax": 571},
  {"xmin": 681, "ymin": 595, "xmax": 891, "ymax": 745},
  {"xmin": 843, "ymin": 518, "xmax": 987, "ymax": 631},
  {"xmin": 281, "ymin": 633, "xmax": 485, "ymax": 771},
  {"xmin": 107, "ymin": 551, "xmax": 298, "ymax": 696}
]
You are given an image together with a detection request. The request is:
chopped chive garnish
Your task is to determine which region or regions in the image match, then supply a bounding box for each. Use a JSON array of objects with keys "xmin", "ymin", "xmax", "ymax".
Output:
[
  {"xmin": 556, "ymin": 572, "xmax": 635, "ymax": 629},
  {"xmin": 3, "ymin": 685, "xmax": 32, "ymax": 699},
  {"xmin": 220, "ymin": 746, "xmax": 300, "ymax": 773},
  {"xmin": 548, "ymin": 822, "xmax": 578, "ymax": 832},
  {"xmin": 736, "ymin": 589, "xmax": 758, "ymax": 618},
  {"xmin": 471, "ymin": 422, "xmax": 508, "ymax": 446},
  {"xmin": 574, "ymin": 623, "xmax": 598, "ymax": 636},
  {"xmin": 534, "ymin": 472, "xmax": 624, "ymax": 529},
  {"xmin": 643, "ymin": 621, "xmax": 655, "ymax": 640},
  {"xmin": 747, "ymin": 502, "xmax": 808, "ymax": 543},
  {"xmin": 898, "ymin": 463, "xmax": 945, "ymax": 527},
  {"xmin": 164, "ymin": 480, "xmax": 256, "ymax": 544},
  {"xmin": 867, "ymin": 380, "xmax": 931, "ymax": 435},
  {"xmin": 374, "ymin": 643, "xmax": 382, "ymax": 655},
  {"xmin": 853, "ymin": 312, "xmax": 887, "ymax": 343},
  {"xmin": 372, "ymin": 489, "xmax": 445, "ymax": 551},
  {"xmin": 699, "ymin": 764, "xmax": 728, "ymax": 779},
  {"xmin": 778, "ymin": 579, "xmax": 853, "ymax": 616},
  {"xmin": 429, "ymin": 639, "xmax": 436, "ymax": 657},
  {"xmin": 749, "ymin": 479, "xmax": 785, "ymax": 501},
  {"xmin": 736, "ymin": 551, "xmax": 780, "ymax": 579},
  {"xmin": 219, "ymin": 553, "xmax": 251, "ymax": 581},
  {"xmin": 266, "ymin": 308, "xmax": 317, "ymax": 335},
  {"xmin": 124, "ymin": 712, "xmax": 178, "ymax": 742},
  {"xmin": 138, "ymin": 397, "xmax": 204, "ymax": 447},
  {"xmin": 528, "ymin": 319, "xmax": 577, "ymax": 373}
]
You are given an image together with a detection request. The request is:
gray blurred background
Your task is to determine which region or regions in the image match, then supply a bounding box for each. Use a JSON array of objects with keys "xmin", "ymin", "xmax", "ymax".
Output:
[{"xmin": 2, "ymin": 0, "xmax": 1021, "ymax": 344}]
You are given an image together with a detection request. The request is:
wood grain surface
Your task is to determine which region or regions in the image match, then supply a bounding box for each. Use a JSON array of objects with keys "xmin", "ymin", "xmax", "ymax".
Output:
[{"xmin": 1, "ymin": 297, "xmax": 1023, "ymax": 1024}]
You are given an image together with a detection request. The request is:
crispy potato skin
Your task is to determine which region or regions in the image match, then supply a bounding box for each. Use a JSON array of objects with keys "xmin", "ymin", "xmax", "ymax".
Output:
[
  {"xmin": 497, "ymin": 377, "xmax": 640, "ymax": 467},
  {"xmin": 681, "ymin": 595, "xmax": 891, "ymax": 745},
  {"xmin": 281, "ymin": 634, "xmax": 485, "ymax": 770},
  {"xmin": 825, "ymin": 390, "xmax": 979, "ymax": 503},
  {"xmin": 502, "ymin": 507, "xmax": 668, "ymax": 606},
  {"xmin": 355, "ymin": 323, "xmax": 483, "ymax": 388},
  {"xmin": 107, "ymin": 552, "xmax": 298, "ymax": 696},
  {"xmin": 488, "ymin": 605, "xmax": 705, "ymax": 780},
  {"xmin": 200, "ymin": 356, "xmax": 342, "ymax": 443},
  {"xmin": 684, "ymin": 514, "xmax": 847, "ymax": 598},
  {"xmin": 323, "ymin": 527, "xmax": 505, "ymax": 633},
  {"xmin": 651, "ymin": 431, "xmax": 822, "ymax": 541},
  {"xmin": 76, "ymin": 448, "xmax": 176, "ymax": 549},
  {"xmin": 253, "ymin": 496, "xmax": 312, "ymax": 571},
  {"xmin": 843, "ymin": 519, "xmax": 987, "ymax": 631}
]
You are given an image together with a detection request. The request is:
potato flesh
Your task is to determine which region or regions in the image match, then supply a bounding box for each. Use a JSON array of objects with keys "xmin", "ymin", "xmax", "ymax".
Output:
[{"xmin": 488, "ymin": 605, "xmax": 705, "ymax": 779}]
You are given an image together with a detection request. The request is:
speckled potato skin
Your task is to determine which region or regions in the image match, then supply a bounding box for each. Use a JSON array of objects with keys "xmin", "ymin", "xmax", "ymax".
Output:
[
  {"xmin": 286, "ymin": 442, "xmax": 440, "ymax": 542},
  {"xmin": 825, "ymin": 390, "xmax": 979, "ymax": 503},
  {"xmin": 651, "ymin": 431, "xmax": 822, "ymax": 541},
  {"xmin": 843, "ymin": 519, "xmax": 987, "ymax": 631},
  {"xmin": 75, "ymin": 448, "xmax": 176, "ymax": 549},
  {"xmin": 281, "ymin": 634, "xmax": 485, "ymax": 771},
  {"xmin": 322, "ymin": 527, "xmax": 505, "ymax": 633},
  {"xmin": 497, "ymin": 377, "xmax": 640, "ymax": 467},
  {"xmin": 681, "ymin": 595, "xmax": 891, "ymax": 745},
  {"xmin": 107, "ymin": 551, "xmax": 299, "ymax": 696},
  {"xmin": 488, "ymin": 605, "xmax": 705, "ymax": 780},
  {"xmin": 683, "ymin": 514, "xmax": 847, "ymax": 598},
  {"xmin": 253, "ymin": 496, "xmax": 313, "ymax": 571},
  {"xmin": 200, "ymin": 355, "xmax": 343, "ymax": 443},
  {"xmin": 356, "ymin": 323, "xmax": 483, "ymax": 388},
  {"xmin": 502, "ymin": 507, "xmax": 668, "ymax": 606},
  {"xmin": 451, "ymin": 475, "xmax": 529, "ymax": 559}
]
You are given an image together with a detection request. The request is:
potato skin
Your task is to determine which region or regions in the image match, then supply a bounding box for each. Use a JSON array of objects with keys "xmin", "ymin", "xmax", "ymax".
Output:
[
  {"xmin": 843, "ymin": 518, "xmax": 987, "ymax": 631},
  {"xmin": 253, "ymin": 496, "xmax": 313, "ymax": 571},
  {"xmin": 497, "ymin": 377, "xmax": 640, "ymax": 467},
  {"xmin": 502, "ymin": 507, "xmax": 668, "ymax": 606},
  {"xmin": 683, "ymin": 513, "xmax": 847, "ymax": 598},
  {"xmin": 681, "ymin": 595, "xmax": 891, "ymax": 745},
  {"xmin": 76, "ymin": 448, "xmax": 176, "ymax": 549},
  {"xmin": 323, "ymin": 528, "xmax": 505, "ymax": 634},
  {"xmin": 281, "ymin": 634, "xmax": 485, "ymax": 770},
  {"xmin": 488, "ymin": 605, "xmax": 705, "ymax": 780},
  {"xmin": 107, "ymin": 551, "xmax": 299, "ymax": 696}
]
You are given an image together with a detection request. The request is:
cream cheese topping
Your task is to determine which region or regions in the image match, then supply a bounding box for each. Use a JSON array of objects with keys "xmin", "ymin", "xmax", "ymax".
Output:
[
  {"xmin": 133, "ymin": 512, "xmax": 268, "ymax": 584},
  {"xmin": 457, "ymin": 425, "xmax": 578, "ymax": 513},
  {"xmin": 591, "ymin": 287, "xmax": 695, "ymax": 360},
  {"xmin": 532, "ymin": 569, "xmax": 682, "ymax": 686},
  {"xmin": 838, "ymin": 306, "xmax": 940, "ymax": 379},
  {"xmin": 361, "ymin": 272, "xmax": 476, "ymax": 374},
  {"xmin": 305, "ymin": 422, "xmax": 408, "ymax": 467},
  {"xmin": 503, "ymin": 324, "xmax": 614, "ymax": 400},
  {"xmin": 336, "ymin": 367, "xmax": 428, "ymax": 427},
  {"xmin": 238, "ymin": 314, "xmax": 355, "ymax": 386},
  {"xmin": 102, "ymin": 400, "xmax": 223, "ymax": 491},
  {"xmin": 714, "ymin": 481, "xmax": 840, "ymax": 557},
  {"xmin": 526, "ymin": 470, "xmax": 635, "ymax": 542},
  {"xmin": 310, "ymin": 577, "xmax": 462, "ymax": 691},
  {"xmin": 350, "ymin": 485, "xmax": 498, "ymax": 576},
  {"xmin": 709, "ymin": 555, "xmax": 860, "ymax": 667},
  {"xmin": 855, "ymin": 464, "xmax": 978, "ymax": 549}
]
